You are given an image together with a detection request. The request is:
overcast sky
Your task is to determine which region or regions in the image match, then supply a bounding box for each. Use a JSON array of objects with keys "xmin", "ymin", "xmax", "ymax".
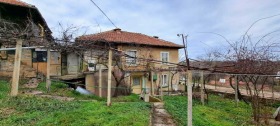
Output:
[{"xmin": 22, "ymin": 0, "xmax": 280, "ymax": 59}]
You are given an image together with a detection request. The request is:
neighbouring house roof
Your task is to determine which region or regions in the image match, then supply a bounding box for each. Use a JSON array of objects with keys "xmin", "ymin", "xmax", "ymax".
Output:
[
  {"xmin": 0, "ymin": 0, "xmax": 52, "ymax": 38},
  {"xmin": 0, "ymin": 0, "xmax": 34, "ymax": 8},
  {"xmin": 184, "ymin": 60, "xmax": 280, "ymax": 75},
  {"xmin": 77, "ymin": 28, "xmax": 184, "ymax": 48}
]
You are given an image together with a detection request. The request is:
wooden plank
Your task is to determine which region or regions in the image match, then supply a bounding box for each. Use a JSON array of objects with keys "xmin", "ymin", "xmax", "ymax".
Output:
[
  {"xmin": 10, "ymin": 39, "xmax": 22, "ymax": 96},
  {"xmin": 32, "ymin": 62, "xmax": 47, "ymax": 75}
]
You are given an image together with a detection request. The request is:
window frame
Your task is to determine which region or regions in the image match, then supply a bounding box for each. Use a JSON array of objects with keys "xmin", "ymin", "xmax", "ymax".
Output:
[
  {"xmin": 161, "ymin": 74, "xmax": 168, "ymax": 87},
  {"xmin": 132, "ymin": 76, "xmax": 141, "ymax": 86},
  {"xmin": 126, "ymin": 50, "xmax": 137, "ymax": 65},
  {"xmin": 32, "ymin": 51, "xmax": 48, "ymax": 62},
  {"xmin": 160, "ymin": 52, "xmax": 169, "ymax": 64}
]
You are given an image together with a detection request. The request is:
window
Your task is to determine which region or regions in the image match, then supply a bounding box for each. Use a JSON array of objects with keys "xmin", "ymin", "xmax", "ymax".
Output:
[
  {"xmin": 133, "ymin": 76, "xmax": 140, "ymax": 86},
  {"xmin": 161, "ymin": 74, "xmax": 168, "ymax": 87},
  {"xmin": 161, "ymin": 52, "xmax": 169, "ymax": 64},
  {"xmin": 32, "ymin": 51, "xmax": 47, "ymax": 62},
  {"xmin": 126, "ymin": 50, "xmax": 137, "ymax": 65},
  {"xmin": 6, "ymin": 50, "xmax": 15, "ymax": 55}
]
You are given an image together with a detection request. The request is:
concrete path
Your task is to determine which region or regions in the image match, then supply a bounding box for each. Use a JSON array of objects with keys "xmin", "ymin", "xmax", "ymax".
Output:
[
  {"xmin": 205, "ymin": 85, "xmax": 280, "ymax": 100},
  {"xmin": 151, "ymin": 102, "xmax": 176, "ymax": 126}
]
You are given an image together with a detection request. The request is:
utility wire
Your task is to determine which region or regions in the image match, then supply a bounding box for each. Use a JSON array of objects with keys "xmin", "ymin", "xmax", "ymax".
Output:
[{"xmin": 89, "ymin": 0, "xmax": 117, "ymax": 28}]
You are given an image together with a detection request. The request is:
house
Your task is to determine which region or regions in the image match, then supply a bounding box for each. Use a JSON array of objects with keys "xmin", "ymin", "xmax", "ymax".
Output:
[
  {"xmin": 0, "ymin": 0, "xmax": 60, "ymax": 78},
  {"xmin": 76, "ymin": 28, "xmax": 184, "ymax": 96}
]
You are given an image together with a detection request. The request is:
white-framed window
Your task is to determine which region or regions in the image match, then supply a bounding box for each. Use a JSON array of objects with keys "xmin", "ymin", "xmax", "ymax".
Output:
[
  {"xmin": 161, "ymin": 52, "xmax": 169, "ymax": 64},
  {"xmin": 126, "ymin": 50, "xmax": 137, "ymax": 65},
  {"xmin": 161, "ymin": 74, "xmax": 168, "ymax": 87},
  {"xmin": 133, "ymin": 76, "xmax": 141, "ymax": 86}
]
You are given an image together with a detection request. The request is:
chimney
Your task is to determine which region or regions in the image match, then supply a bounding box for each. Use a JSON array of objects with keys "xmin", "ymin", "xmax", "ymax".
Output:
[
  {"xmin": 153, "ymin": 36, "xmax": 159, "ymax": 39},
  {"xmin": 113, "ymin": 28, "xmax": 121, "ymax": 31},
  {"xmin": 113, "ymin": 28, "xmax": 121, "ymax": 33}
]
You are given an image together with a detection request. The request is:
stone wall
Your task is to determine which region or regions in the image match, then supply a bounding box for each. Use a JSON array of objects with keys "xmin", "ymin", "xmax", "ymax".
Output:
[{"xmin": 0, "ymin": 49, "xmax": 36, "ymax": 78}]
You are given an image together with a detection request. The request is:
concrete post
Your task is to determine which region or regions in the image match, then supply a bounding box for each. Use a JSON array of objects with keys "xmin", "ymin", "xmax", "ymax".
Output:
[
  {"xmin": 107, "ymin": 49, "xmax": 112, "ymax": 106},
  {"xmin": 187, "ymin": 70, "xmax": 192, "ymax": 126},
  {"xmin": 10, "ymin": 39, "xmax": 23, "ymax": 96}
]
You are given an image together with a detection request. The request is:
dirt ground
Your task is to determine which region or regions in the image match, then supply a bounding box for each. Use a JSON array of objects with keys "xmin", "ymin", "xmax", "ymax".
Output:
[{"xmin": 151, "ymin": 102, "xmax": 176, "ymax": 126}]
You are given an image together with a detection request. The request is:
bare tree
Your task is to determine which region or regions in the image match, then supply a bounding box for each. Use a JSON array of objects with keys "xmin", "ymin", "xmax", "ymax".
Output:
[{"xmin": 208, "ymin": 30, "xmax": 279, "ymax": 124}]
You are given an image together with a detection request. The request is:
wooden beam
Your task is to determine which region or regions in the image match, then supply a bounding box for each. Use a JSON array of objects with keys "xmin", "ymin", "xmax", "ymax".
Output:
[
  {"xmin": 187, "ymin": 70, "xmax": 193, "ymax": 126},
  {"xmin": 10, "ymin": 39, "xmax": 23, "ymax": 96},
  {"xmin": 107, "ymin": 49, "xmax": 112, "ymax": 106}
]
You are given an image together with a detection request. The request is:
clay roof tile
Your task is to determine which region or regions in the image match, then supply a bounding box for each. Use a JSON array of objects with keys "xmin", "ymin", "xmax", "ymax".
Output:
[{"xmin": 78, "ymin": 28, "xmax": 184, "ymax": 48}]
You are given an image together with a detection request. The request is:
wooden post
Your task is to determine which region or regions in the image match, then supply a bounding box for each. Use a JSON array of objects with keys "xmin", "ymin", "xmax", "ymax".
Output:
[
  {"xmin": 187, "ymin": 70, "xmax": 193, "ymax": 126},
  {"xmin": 107, "ymin": 49, "xmax": 112, "ymax": 106},
  {"xmin": 168, "ymin": 71, "xmax": 171, "ymax": 95},
  {"xmin": 200, "ymin": 71, "xmax": 205, "ymax": 105},
  {"xmin": 99, "ymin": 65, "xmax": 102, "ymax": 97},
  {"xmin": 272, "ymin": 79, "xmax": 275, "ymax": 100},
  {"xmin": 151, "ymin": 72, "xmax": 154, "ymax": 96},
  {"xmin": 235, "ymin": 75, "xmax": 239, "ymax": 105},
  {"xmin": 215, "ymin": 74, "xmax": 217, "ymax": 90},
  {"xmin": 160, "ymin": 73, "xmax": 163, "ymax": 100},
  {"xmin": 46, "ymin": 49, "xmax": 51, "ymax": 92},
  {"xmin": 10, "ymin": 39, "xmax": 23, "ymax": 96}
]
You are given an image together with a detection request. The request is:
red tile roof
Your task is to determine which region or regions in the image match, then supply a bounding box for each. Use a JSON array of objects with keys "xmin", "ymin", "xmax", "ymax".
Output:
[
  {"xmin": 78, "ymin": 28, "xmax": 184, "ymax": 48},
  {"xmin": 0, "ymin": 0, "xmax": 34, "ymax": 8}
]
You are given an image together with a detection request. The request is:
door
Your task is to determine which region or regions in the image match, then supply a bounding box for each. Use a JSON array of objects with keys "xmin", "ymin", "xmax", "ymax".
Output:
[
  {"xmin": 67, "ymin": 53, "xmax": 79, "ymax": 74},
  {"xmin": 142, "ymin": 76, "xmax": 146, "ymax": 93},
  {"xmin": 61, "ymin": 54, "xmax": 67, "ymax": 75},
  {"xmin": 50, "ymin": 52, "xmax": 61, "ymax": 76}
]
